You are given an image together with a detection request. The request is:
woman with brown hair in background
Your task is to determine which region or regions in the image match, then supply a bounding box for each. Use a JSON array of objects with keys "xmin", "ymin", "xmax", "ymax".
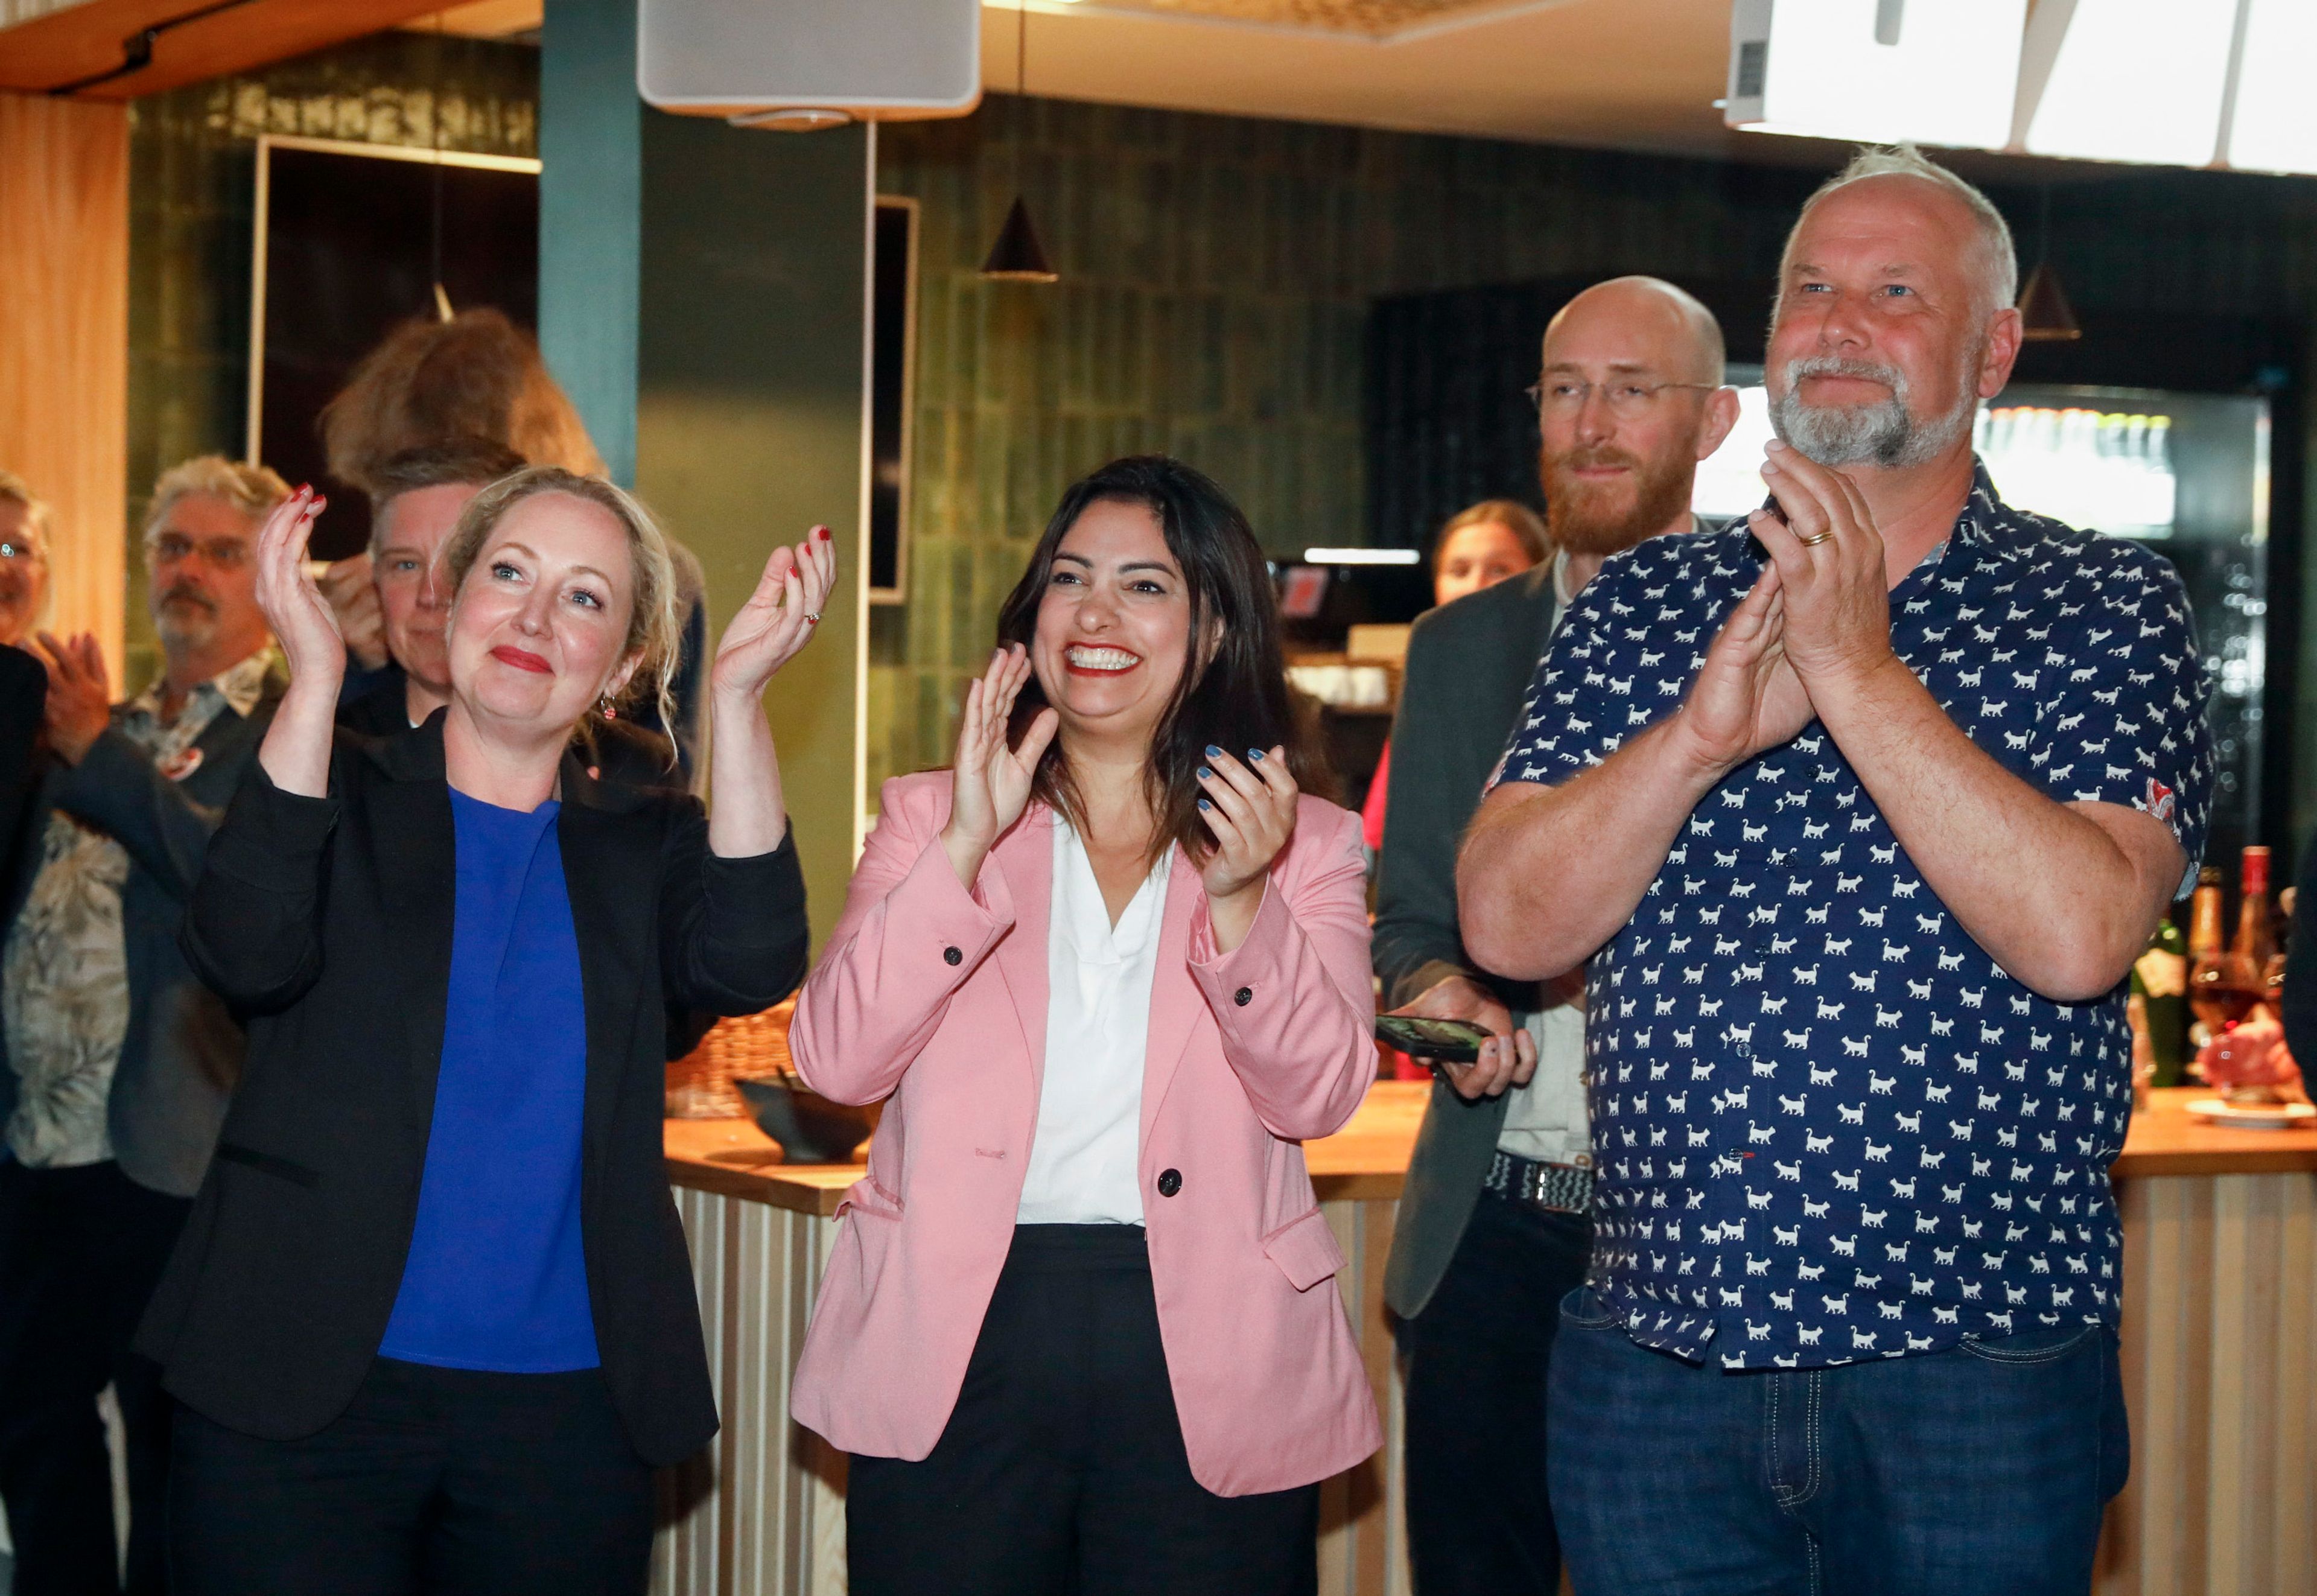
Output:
[{"xmin": 313, "ymin": 308, "xmax": 713, "ymax": 777}]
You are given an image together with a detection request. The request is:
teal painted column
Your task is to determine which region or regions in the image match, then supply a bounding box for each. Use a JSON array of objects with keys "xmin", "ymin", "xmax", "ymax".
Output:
[
  {"xmin": 542, "ymin": 0, "xmax": 870, "ymax": 950},
  {"xmin": 539, "ymin": 0, "xmax": 641, "ymax": 488}
]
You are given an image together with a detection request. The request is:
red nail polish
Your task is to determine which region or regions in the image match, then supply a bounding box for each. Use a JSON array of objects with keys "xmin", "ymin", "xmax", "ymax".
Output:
[{"xmin": 816, "ymin": 527, "xmax": 832, "ymax": 542}]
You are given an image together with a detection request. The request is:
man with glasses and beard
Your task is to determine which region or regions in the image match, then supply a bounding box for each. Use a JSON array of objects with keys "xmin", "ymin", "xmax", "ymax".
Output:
[
  {"xmin": 1372, "ymin": 276, "xmax": 1737, "ymax": 1596},
  {"xmin": 1464, "ymin": 147, "xmax": 2210, "ymax": 1594},
  {"xmin": 0, "ymin": 457, "xmax": 289, "ymax": 1595}
]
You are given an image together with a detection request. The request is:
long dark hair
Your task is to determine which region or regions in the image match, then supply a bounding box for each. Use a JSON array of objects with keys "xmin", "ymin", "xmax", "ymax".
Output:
[{"xmin": 994, "ymin": 456, "xmax": 1330, "ymax": 869}]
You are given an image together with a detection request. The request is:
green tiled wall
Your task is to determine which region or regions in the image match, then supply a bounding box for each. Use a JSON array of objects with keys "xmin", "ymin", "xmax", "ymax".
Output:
[
  {"xmin": 123, "ymin": 33, "xmax": 536, "ymax": 691},
  {"xmin": 869, "ymin": 96, "xmax": 1808, "ymax": 791}
]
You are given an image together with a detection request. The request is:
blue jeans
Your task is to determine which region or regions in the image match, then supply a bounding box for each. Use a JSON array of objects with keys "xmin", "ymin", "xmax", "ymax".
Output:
[{"xmin": 1546, "ymin": 1288, "xmax": 2128, "ymax": 1596}]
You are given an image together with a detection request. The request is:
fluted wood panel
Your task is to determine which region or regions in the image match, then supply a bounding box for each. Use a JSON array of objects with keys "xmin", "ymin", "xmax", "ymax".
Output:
[
  {"xmin": 0, "ymin": 91, "xmax": 126, "ymax": 679},
  {"xmin": 656, "ymin": 1186, "xmax": 1417, "ymax": 1595},
  {"xmin": 2097, "ymin": 1171, "xmax": 2317, "ymax": 1596},
  {"xmin": 666, "ymin": 1170, "xmax": 2308, "ymax": 1595}
]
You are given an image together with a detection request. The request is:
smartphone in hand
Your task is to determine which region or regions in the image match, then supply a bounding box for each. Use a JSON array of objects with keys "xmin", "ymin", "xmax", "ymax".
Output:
[{"xmin": 1374, "ymin": 1015, "xmax": 1495, "ymax": 1064}]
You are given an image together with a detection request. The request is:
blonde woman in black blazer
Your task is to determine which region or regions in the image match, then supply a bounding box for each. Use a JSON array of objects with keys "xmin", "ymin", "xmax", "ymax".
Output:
[{"xmin": 142, "ymin": 471, "xmax": 832, "ymax": 1596}]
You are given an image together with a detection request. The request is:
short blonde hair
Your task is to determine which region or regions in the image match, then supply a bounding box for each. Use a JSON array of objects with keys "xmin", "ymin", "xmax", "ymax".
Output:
[
  {"xmin": 440, "ymin": 467, "xmax": 682, "ymax": 737},
  {"xmin": 1435, "ymin": 499, "xmax": 1550, "ymax": 572},
  {"xmin": 143, "ymin": 456, "xmax": 291, "ymax": 546},
  {"xmin": 0, "ymin": 470, "xmax": 51, "ymax": 555}
]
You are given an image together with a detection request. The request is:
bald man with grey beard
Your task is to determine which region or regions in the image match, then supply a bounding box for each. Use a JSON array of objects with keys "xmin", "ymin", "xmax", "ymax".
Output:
[{"xmin": 1373, "ymin": 275, "xmax": 1736, "ymax": 1596}]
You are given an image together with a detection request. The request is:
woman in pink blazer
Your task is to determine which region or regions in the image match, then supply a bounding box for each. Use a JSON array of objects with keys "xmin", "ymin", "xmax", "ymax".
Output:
[{"xmin": 790, "ymin": 457, "xmax": 1382, "ymax": 1594}]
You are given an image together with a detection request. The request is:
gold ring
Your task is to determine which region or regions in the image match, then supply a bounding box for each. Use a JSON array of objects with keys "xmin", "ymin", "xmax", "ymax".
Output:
[{"xmin": 1796, "ymin": 532, "xmax": 1834, "ymax": 547}]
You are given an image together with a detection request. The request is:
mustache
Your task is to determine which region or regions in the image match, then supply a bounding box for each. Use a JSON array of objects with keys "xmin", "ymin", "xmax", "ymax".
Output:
[
  {"xmin": 1781, "ymin": 354, "xmax": 1910, "ymax": 401},
  {"xmin": 157, "ymin": 582, "xmax": 216, "ymax": 613},
  {"xmin": 1547, "ymin": 445, "xmax": 1645, "ymax": 479}
]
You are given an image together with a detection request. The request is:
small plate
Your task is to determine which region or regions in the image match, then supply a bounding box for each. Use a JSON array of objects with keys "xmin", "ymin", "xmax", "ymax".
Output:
[{"xmin": 2185, "ymin": 1097, "xmax": 2317, "ymax": 1130}]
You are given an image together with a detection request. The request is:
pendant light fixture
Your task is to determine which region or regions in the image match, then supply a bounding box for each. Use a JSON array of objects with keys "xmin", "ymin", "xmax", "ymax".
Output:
[
  {"xmin": 2016, "ymin": 186, "xmax": 2080, "ymax": 343},
  {"xmin": 980, "ymin": 2, "xmax": 1057, "ymax": 284},
  {"xmin": 428, "ymin": 10, "xmax": 455, "ymax": 321}
]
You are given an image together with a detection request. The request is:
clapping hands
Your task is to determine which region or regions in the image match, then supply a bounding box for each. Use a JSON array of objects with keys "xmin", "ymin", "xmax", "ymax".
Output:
[
  {"xmin": 940, "ymin": 645, "xmax": 1058, "ymax": 888},
  {"xmin": 710, "ymin": 528, "xmax": 837, "ymax": 707},
  {"xmin": 252, "ymin": 486, "xmax": 343, "ymax": 691}
]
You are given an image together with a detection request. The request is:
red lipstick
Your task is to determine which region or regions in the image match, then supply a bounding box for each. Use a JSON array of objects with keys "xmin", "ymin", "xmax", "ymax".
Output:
[{"xmin": 489, "ymin": 645, "xmax": 551, "ymax": 674}]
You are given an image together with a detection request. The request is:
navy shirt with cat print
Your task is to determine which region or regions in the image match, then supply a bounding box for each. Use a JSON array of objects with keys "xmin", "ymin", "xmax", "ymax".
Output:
[{"xmin": 1495, "ymin": 464, "xmax": 2213, "ymax": 1369}]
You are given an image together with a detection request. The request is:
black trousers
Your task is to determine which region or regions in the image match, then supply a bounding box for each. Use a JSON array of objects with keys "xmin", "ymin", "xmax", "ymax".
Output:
[
  {"xmin": 1399, "ymin": 1191, "xmax": 1593, "ymax": 1596},
  {"xmin": 0, "ymin": 1159, "xmax": 191, "ymax": 1596},
  {"xmin": 170, "ymin": 1357, "xmax": 653, "ymax": 1596},
  {"xmin": 847, "ymin": 1224, "xmax": 1320, "ymax": 1596}
]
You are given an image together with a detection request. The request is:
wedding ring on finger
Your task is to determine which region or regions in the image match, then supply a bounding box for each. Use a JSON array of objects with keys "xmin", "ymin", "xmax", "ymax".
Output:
[
  {"xmin": 1795, "ymin": 532, "xmax": 1834, "ymax": 547},
  {"xmin": 803, "ymin": 612, "xmax": 822, "ymax": 625}
]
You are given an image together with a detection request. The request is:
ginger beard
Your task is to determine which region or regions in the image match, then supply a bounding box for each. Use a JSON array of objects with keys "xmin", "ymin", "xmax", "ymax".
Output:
[{"xmin": 1539, "ymin": 442, "xmax": 1699, "ymax": 558}]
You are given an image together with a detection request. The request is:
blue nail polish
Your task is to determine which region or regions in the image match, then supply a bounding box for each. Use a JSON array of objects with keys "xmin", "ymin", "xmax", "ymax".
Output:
[
  {"xmin": 1197, "ymin": 766, "xmax": 1212, "ymax": 780},
  {"xmin": 1198, "ymin": 796, "xmax": 1212, "ymax": 811},
  {"xmin": 1204, "ymin": 744, "xmax": 1222, "ymax": 758},
  {"xmin": 1248, "ymin": 748, "xmax": 1264, "ymax": 761}
]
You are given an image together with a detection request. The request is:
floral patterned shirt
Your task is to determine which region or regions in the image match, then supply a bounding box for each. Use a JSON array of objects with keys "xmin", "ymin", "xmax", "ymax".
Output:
[{"xmin": 1, "ymin": 650, "xmax": 275, "ymax": 1168}]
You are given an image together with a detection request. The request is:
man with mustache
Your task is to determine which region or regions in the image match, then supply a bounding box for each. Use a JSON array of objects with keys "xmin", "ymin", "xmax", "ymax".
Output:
[
  {"xmin": 1372, "ymin": 276, "xmax": 1737, "ymax": 1596},
  {"xmin": 0, "ymin": 456, "xmax": 289, "ymax": 1595},
  {"xmin": 1463, "ymin": 147, "xmax": 2210, "ymax": 1593}
]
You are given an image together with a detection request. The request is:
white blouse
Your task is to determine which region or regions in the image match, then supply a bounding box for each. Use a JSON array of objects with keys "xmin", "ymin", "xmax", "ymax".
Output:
[{"xmin": 1014, "ymin": 817, "xmax": 1172, "ymax": 1227}]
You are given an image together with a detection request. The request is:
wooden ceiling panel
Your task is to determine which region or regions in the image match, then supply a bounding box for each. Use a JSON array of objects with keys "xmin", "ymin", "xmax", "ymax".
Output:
[{"xmin": 0, "ymin": 0, "xmax": 453, "ymax": 98}]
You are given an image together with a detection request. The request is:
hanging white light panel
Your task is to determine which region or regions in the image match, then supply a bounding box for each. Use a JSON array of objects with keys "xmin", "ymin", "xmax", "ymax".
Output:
[
  {"xmin": 2222, "ymin": 0, "xmax": 2317, "ymax": 176},
  {"xmin": 2020, "ymin": 0, "xmax": 2239, "ymax": 167},
  {"xmin": 1724, "ymin": 0, "xmax": 2027, "ymax": 151}
]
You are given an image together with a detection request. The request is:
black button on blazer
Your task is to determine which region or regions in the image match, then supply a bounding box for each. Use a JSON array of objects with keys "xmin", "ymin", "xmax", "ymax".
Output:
[{"xmin": 138, "ymin": 715, "xmax": 809, "ymax": 1466}]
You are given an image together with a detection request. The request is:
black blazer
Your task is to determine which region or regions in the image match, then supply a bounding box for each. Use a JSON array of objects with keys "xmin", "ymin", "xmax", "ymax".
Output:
[
  {"xmin": 138, "ymin": 716, "xmax": 808, "ymax": 1466},
  {"xmin": 1370, "ymin": 565, "xmax": 1562, "ymax": 1322}
]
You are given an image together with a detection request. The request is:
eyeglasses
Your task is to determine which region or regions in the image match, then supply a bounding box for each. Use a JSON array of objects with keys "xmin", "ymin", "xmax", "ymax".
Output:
[
  {"xmin": 0, "ymin": 542, "xmax": 40, "ymax": 564},
  {"xmin": 1527, "ymin": 378, "xmax": 1720, "ymax": 418},
  {"xmin": 146, "ymin": 533, "xmax": 252, "ymax": 570}
]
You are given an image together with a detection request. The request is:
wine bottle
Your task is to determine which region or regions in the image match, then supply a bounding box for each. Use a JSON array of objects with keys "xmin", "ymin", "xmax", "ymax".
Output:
[
  {"xmin": 2235, "ymin": 845, "xmax": 2277, "ymax": 976},
  {"xmin": 2134, "ymin": 917, "xmax": 2190, "ymax": 1088},
  {"xmin": 2187, "ymin": 865, "xmax": 2256, "ymax": 1048}
]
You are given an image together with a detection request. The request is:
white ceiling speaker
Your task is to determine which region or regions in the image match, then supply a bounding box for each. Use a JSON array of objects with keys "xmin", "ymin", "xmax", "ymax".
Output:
[
  {"xmin": 1724, "ymin": 0, "xmax": 2028, "ymax": 151},
  {"xmin": 638, "ymin": 0, "xmax": 982, "ymax": 127}
]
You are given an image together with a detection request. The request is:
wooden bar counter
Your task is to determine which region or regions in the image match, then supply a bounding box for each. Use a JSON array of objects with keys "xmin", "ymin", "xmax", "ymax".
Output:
[{"xmin": 652, "ymin": 1085, "xmax": 2317, "ymax": 1596}]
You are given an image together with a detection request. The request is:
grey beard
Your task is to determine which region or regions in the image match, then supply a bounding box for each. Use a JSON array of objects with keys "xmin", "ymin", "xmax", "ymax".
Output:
[{"xmin": 1769, "ymin": 356, "xmax": 1976, "ymax": 470}]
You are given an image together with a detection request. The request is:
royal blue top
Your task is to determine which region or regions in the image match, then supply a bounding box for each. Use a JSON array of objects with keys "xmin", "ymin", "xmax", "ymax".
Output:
[{"xmin": 379, "ymin": 789, "xmax": 599, "ymax": 1372}]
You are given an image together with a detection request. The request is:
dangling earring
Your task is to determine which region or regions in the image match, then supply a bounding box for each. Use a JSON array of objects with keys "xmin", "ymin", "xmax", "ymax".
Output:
[{"xmin": 599, "ymin": 695, "xmax": 617, "ymax": 721}]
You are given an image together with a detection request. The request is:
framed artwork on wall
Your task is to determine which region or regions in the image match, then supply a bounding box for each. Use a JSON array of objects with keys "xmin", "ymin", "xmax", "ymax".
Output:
[
  {"xmin": 246, "ymin": 135, "xmax": 542, "ymax": 560},
  {"xmin": 869, "ymin": 194, "xmax": 919, "ymax": 603}
]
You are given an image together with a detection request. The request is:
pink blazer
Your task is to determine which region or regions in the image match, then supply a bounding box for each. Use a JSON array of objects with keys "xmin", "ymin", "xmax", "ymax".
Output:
[{"xmin": 787, "ymin": 771, "xmax": 1383, "ymax": 1496}]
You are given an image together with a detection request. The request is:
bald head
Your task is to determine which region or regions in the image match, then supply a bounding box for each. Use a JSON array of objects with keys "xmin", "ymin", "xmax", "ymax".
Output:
[
  {"xmin": 1533, "ymin": 276, "xmax": 1738, "ymax": 563},
  {"xmin": 1542, "ymin": 276, "xmax": 1726, "ymax": 387}
]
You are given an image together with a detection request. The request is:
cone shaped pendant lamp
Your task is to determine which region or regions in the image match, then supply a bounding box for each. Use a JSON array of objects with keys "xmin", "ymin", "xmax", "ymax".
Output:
[
  {"xmin": 983, "ymin": 196, "xmax": 1057, "ymax": 281},
  {"xmin": 2017, "ymin": 262, "xmax": 2081, "ymax": 343},
  {"xmin": 2017, "ymin": 189, "xmax": 2079, "ymax": 343},
  {"xmin": 981, "ymin": 4, "xmax": 1058, "ymax": 283}
]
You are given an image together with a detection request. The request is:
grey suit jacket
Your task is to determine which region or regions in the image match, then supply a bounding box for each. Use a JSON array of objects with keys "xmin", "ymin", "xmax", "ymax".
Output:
[
  {"xmin": 1, "ymin": 670, "xmax": 283, "ymax": 1197},
  {"xmin": 1373, "ymin": 564, "xmax": 1565, "ymax": 1321}
]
